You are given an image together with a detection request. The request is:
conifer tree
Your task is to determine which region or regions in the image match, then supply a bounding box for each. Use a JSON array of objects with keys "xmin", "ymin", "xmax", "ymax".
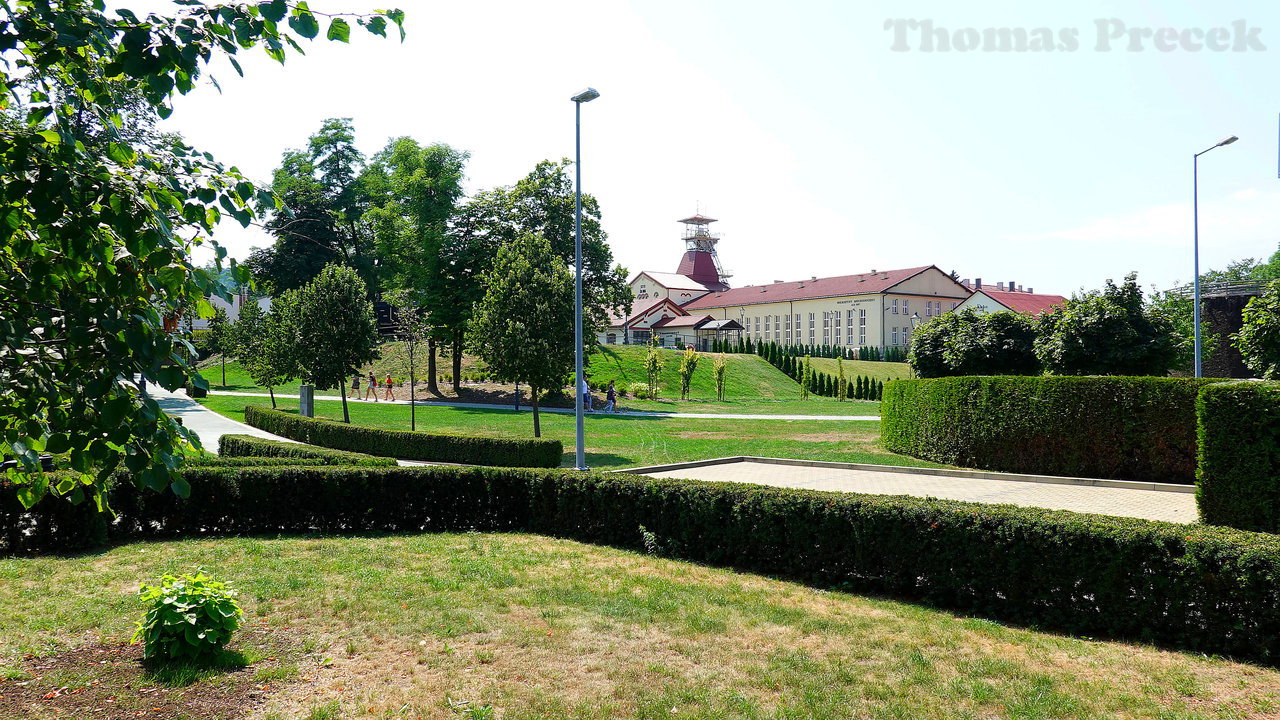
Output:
[{"xmin": 837, "ymin": 358, "xmax": 847, "ymax": 401}]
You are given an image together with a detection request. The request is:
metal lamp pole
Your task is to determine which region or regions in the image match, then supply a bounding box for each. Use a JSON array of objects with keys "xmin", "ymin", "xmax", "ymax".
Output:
[
  {"xmin": 1192, "ymin": 134, "xmax": 1238, "ymax": 378},
  {"xmin": 571, "ymin": 87, "xmax": 599, "ymax": 471}
]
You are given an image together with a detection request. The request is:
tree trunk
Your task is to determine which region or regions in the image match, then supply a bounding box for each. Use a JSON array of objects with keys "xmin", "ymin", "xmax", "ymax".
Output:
[
  {"xmin": 427, "ymin": 337, "xmax": 439, "ymax": 395},
  {"xmin": 341, "ymin": 382, "xmax": 350, "ymax": 423},
  {"xmin": 531, "ymin": 385, "xmax": 541, "ymax": 438},
  {"xmin": 221, "ymin": 358, "xmax": 226, "ymax": 388},
  {"xmin": 269, "ymin": 386, "xmax": 276, "ymax": 409},
  {"xmin": 410, "ymin": 364, "xmax": 416, "ymax": 432},
  {"xmin": 452, "ymin": 332, "xmax": 462, "ymax": 395}
]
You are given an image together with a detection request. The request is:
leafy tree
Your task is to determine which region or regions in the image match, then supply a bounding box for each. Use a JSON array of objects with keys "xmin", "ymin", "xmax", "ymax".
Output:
[
  {"xmin": 293, "ymin": 264, "xmax": 380, "ymax": 424},
  {"xmin": 678, "ymin": 348, "xmax": 700, "ymax": 400},
  {"xmin": 644, "ymin": 336, "xmax": 665, "ymax": 402},
  {"xmin": 236, "ymin": 293, "xmax": 299, "ymax": 409},
  {"xmin": 800, "ymin": 356, "xmax": 811, "ymax": 400},
  {"xmin": 205, "ymin": 306, "xmax": 235, "ymax": 388},
  {"xmin": 837, "ymin": 358, "xmax": 847, "ymax": 401},
  {"xmin": 713, "ymin": 353, "xmax": 727, "ymax": 401},
  {"xmin": 1035, "ymin": 273, "xmax": 1176, "ymax": 376},
  {"xmin": 1235, "ymin": 280, "xmax": 1280, "ymax": 379},
  {"xmin": 0, "ymin": 1, "xmax": 402, "ymax": 507},
  {"xmin": 468, "ymin": 233, "xmax": 575, "ymax": 437}
]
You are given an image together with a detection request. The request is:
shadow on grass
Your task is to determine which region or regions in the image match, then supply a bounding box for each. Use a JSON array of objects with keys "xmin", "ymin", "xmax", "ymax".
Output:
[{"xmin": 142, "ymin": 648, "xmax": 252, "ymax": 687}]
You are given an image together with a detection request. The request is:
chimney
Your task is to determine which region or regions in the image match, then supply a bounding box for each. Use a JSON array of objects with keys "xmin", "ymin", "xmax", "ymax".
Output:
[
  {"xmin": 960, "ymin": 278, "xmax": 970, "ymax": 289},
  {"xmin": 974, "ymin": 278, "xmax": 982, "ymax": 290},
  {"xmin": 996, "ymin": 282, "xmax": 1005, "ymax": 291},
  {"xmin": 1017, "ymin": 284, "xmax": 1024, "ymax": 293},
  {"xmin": 810, "ymin": 276, "xmax": 817, "ymax": 282},
  {"xmin": 1027, "ymin": 287, "xmax": 1033, "ymax": 293},
  {"xmin": 1009, "ymin": 280, "xmax": 1015, "ymax": 294},
  {"xmin": 773, "ymin": 280, "xmax": 783, "ymax": 284}
]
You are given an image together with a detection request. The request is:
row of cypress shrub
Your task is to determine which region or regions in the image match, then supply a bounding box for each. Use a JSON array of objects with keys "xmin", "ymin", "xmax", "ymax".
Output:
[
  {"xmin": 5, "ymin": 464, "xmax": 1280, "ymax": 663},
  {"xmin": 710, "ymin": 336, "xmax": 907, "ymax": 363},
  {"xmin": 881, "ymin": 376, "xmax": 1212, "ymax": 484},
  {"xmin": 216, "ymin": 435, "xmax": 398, "ymax": 466},
  {"xmin": 243, "ymin": 406, "xmax": 563, "ymax": 468}
]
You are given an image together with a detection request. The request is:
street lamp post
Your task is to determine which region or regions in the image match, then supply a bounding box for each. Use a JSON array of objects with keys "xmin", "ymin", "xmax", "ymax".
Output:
[
  {"xmin": 1192, "ymin": 134, "xmax": 1238, "ymax": 378},
  {"xmin": 571, "ymin": 87, "xmax": 599, "ymax": 471}
]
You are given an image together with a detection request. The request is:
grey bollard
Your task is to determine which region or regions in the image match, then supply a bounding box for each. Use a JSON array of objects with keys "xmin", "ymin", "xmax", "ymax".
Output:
[{"xmin": 299, "ymin": 384, "xmax": 314, "ymax": 417}]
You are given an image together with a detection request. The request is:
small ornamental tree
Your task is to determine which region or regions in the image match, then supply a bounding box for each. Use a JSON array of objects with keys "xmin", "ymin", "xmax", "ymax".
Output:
[
  {"xmin": 678, "ymin": 347, "xmax": 700, "ymax": 400},
  {"xmin": 644, "ymin": 336, "xmax": 665, "ymax": 401},
  {"xmin": 294, "ymin": 264, "xmax": 380, "ymax": 424},
  {"xmin": 387, "ymin": 291, "xmax": 431, "ymax": 430},
  {"xmin": 468, "ymin": 233, "xmax": 575, "ymax": 437},
  {"xmin": 1236, "ymin": 279, "xmax": 1280, "ymax": 378},
  {"xmin": 713, "ymin": 353, "xmax": 728, "ymax": 401},
  {"xmin": 800, "ymin": 356, "xmax": 811, "ymax": 400},
  {"xmin": 837, "ymin": 357, "xmax": 847, "ymax": 401},
  {"xmin": 206, "ymin": 306, "xmax": 234, "ymax": 387}
]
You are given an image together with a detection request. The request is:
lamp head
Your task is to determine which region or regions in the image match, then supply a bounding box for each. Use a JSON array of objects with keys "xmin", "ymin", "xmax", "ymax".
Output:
[
  {"xmin": 1218, "ymin": 135, "xmax": 1239, "ymax": 147},
  {"xmin": 571, "ymin": 88, "xmax": 600, "ymax": 103}
]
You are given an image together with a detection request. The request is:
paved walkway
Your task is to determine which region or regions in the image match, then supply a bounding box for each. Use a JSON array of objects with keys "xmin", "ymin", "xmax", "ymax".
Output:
[
  {"xmin": 207, "ymin": 390, "xmax": 880, "ymax": 421},
  {"xmin": 149, "ymin": 386, "xmax": 298, "ymax": 453},
  {"xmin": 628, "ymin": 459, "xmax": 1198, "ymax": 523}
]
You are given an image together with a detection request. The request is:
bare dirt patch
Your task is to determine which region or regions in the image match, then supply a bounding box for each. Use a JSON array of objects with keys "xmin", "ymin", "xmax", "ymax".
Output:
[{"xmin": 0, "ymin": 626, "xmax": 308, "ymax": 720}]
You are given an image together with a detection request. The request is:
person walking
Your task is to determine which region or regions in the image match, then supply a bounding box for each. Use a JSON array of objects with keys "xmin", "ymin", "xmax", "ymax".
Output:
[
  {"xmin": 580, "ymin": 375, "xmax": 593, "ymax": 412},
  {"xmin": 365, "ymin": 372, "xmax": 379, "ymax": 402},
  {"xmin": 384, "ymin": 374, "xmax": 396, "ymax": 402},
  {"xmin": 350, "ymin": 375, "xmax": 361, "ymax": 400},
  {"xmin": 604, "ymin": 380, "xmax": 617, "ymax": 413}
]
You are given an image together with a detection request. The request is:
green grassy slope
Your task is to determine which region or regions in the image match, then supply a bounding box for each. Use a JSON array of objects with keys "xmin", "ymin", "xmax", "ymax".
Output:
[
  {"xmin": 586, "ymin": 346, "xmax": 800, "ymax": 401},
  {"xmin": 803, "ymin": 357, "xmax": 913, "ymax": 381}
]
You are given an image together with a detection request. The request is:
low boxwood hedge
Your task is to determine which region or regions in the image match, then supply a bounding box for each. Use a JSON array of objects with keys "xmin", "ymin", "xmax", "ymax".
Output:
[
  {"xmin": 882, "ymin": 376, "xmax": 1213, "ymax": 483},
  {"xmin": 6, "ymin": 465, "xmax": 1280, "ymax": 663},
  {"xmin": 1197, "ymin": 381, "xmax": 1280, "ymax": 532},
  {"xmin": 185, "ymin": 456, "xmax": 335, "ymax": 468},
  {"xmin": 243, "ymin": 406, "xmax": 562, "ymax": 468},
  {"xmin": 217, "ymin": 435, "xmax": 398, "ymax": 467}
]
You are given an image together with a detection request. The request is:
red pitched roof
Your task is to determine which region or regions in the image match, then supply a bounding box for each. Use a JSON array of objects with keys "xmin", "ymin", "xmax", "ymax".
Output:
[
  {"xmin": 637, "ymin": 271, "xmax": 715, "ymax": 292},
  {"xmin": 650, "ymin": 314, "xmax": 713, "ymax": 329},
  {"xmin": 976, "ymin": 289, "xmax": 1066, "ymax": 316},
  {"xmin": 680, "ymin": 266, "xmax": 942, "ymax": 310}
]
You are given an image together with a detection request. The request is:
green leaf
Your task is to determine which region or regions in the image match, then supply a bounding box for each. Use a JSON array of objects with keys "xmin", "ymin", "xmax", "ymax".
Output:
[
  {"xmin": 37, "ymin": 130, "xmax": 60, "ymax": 145},
  {"xmin": 288, "ymin": 11, "xmax": 320, "ymax": 39},
  {"xmin": 259, "ymin": 0, "xmax": 287, "ymax": 22},
  {"xmin": 326, "ymin": 18, "xmax": 350, "ymax": 43}
]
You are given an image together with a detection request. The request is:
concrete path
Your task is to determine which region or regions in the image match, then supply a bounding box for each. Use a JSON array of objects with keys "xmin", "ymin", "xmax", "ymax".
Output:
[
  {"xmin": 207, "ymin": 390, "xmax": 880, "ymax": 422},
  {"xmin": 149, "ymin": 386, "xmax": 298, "ymax": 453},
  {"xmin": 625, "ymin": 458, "xmax": 1198, "ymax": 523}
]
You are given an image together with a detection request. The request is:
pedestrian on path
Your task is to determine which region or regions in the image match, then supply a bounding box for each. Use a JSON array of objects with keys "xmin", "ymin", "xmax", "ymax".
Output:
[
  {"xmin": 350, "ymin": 375, "xmax": 361, "ymax": 400},
  {"xmin": 365, "ymin": 372, "xmax": 379, "ymax": 401},
  {"xmin": 580, "ymin": 375, "xmax": 593, "ymax": 412},
  {"xmin": 604, "ymin": 380, "xmax": 616, "ymax": 413},
  {"xmin": 384, "ymin": 374, "xmax": 396, "ymax": 402}
]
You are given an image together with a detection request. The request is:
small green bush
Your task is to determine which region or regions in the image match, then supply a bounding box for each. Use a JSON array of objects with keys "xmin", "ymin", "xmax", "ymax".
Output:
[
  {"xmin": 133, "ymin": 571, "xmax": 243, "ymax": 662},
  {"xmin": 243, "ymin": 406, "xmax": 562, "ymax": 468},
  {"xmin": 1197, "ymin": 381, "xmax": 1280, "ymax": 531},
  {"xmin": 882, "ymin": 376, "xmax": 1214, "ymax": 483},
  {"xmin": 217, "ymin": 434, "xmax": 397, "ymax": 466}
]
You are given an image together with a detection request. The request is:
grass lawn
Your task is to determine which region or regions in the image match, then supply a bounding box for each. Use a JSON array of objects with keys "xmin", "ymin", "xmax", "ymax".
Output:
[
  {"xmin": 196, "ymin": 352, "xmax": 883, "ymax": 416},
  {"xmin": 803, "ymin": 356, "xmax": 913, "ymax": 382},
  {"xmin": 4, "ymin": 532, "xmax": 1278, "ymax": 720},
  {"xmin": 198, "ymin": 396, "xmax": 922, "ymax": 470}
]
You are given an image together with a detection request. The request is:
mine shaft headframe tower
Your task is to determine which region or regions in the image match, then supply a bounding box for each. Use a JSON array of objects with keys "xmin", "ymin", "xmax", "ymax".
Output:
[{"xmin": 676, "ymin": 214, "xmax": 731, "ymax": 291}]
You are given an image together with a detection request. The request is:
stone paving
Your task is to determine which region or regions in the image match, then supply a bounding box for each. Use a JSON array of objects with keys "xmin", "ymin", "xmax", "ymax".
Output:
[{"xmin": 633, "ymin": 460, "xmax": 1198, "ymax": 523}]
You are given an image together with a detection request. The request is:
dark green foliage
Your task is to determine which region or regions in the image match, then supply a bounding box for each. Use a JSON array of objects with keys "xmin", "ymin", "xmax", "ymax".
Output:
[
  {"xmin": 1196, "ymin": 382, "xmax": 1280, "ymax": 531},
  {"xmin": 216, "ymin": 435, "xmax": 397, "ymax": 466},
  {"xmin": 9, "ymin": 465, "xmax": 1280, "ymax": 662},
  {"xmin": 908, "ymin": 309, "xmax": 1039, "ymax": 378},
  {"xmin": 0, "ymin": 472, "xmax": 108, "ymax": 553},
  {"xmin": 1035, "ymin": 272, "xmax": 1177, "ymax": 376},
  {"xmin": 883, "ymin": 376, "xmax": 1212, "ymax": 483},
  {"xmin": 1236, "ymin": 280, "xmax": 1280, "ymax": 379},
  {"xmin": 243, "ymin": 406, "xmax": 562, "ymax": 468}
]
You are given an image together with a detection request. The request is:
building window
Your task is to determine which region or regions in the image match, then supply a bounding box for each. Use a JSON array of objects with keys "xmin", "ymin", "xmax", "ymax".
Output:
[
  {"xmin": 606, "ymin": 333, "xmax": 617, "ymax": 345},
  {"xmin": 892, "ymin": 327, "xmax": 899, "ymax": 345},
  {"xmin": 902, "ymin": 299, "xmax": 909, "ymax": 315},
  {"xmin": 892, "ymin": 298, "xmax": 899, "ymax": 315},
  {"xmin": 859, "ymin": 309, "xmax": 867, "ymax": 345},
  {"xmin": 784, "ymin": 315, "xmax": 791, "ymax": 343},
  {"xmin": 846, "ymin": 310, "xmax": 855, "ymax": 344},
  {"xmin": 834, "ymin": 322, "xmax": 841, "ymax": 345},
  {"xmin": 808, "ymin": 313, "xmax": 815, "ymax": 329},
  {"xmin": 764, "ymin": 315, "xmax": 770, "ymax": 335}
]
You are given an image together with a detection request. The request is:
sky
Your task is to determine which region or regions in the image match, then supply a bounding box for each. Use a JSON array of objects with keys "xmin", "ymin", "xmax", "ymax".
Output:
[{"xmin": 124, "ymin": 0, "xmax": 1280, "ymax": 297}]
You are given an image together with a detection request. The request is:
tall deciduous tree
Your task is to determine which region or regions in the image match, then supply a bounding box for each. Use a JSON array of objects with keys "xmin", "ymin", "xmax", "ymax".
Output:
[
  {"xmin": 293, "ymin": 264, "xmax": 380, "ymax": 424},
  {"xmin": 206, "ymin": 306, "xmax": 234, "ymax": 388},
  {"xmin": 1035, "ymin": 273, "xmax": 1176, "ymax": 376},
  {"xmin": 236, "ymin": 295, "xmax": 299, "ymax": 409},
  {"xmin": 468, "ymin": 233, "xmax": 575, "ymax": 438},
  {"xmin": 0, "ymin": 0, "xmax": 403, "ymax": 507},
  {"xmin": 1235, "ymin": 280, "xmax": 1280, "ymax": 379}
]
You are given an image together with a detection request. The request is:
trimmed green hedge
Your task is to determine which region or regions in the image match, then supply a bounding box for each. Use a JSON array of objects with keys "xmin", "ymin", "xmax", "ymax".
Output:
[
  {"xmin": 186, "ymin": 456, "xmax": 335, "ymax": 468},
  {"xmin": 1197, "ymin": 382, "xmax": 1280, "ymax": 531},
  {"xmin": 6, "ymin": 465, "xmax": 1280, "ymax": 663},
  {"xmin": 217, "ymin": 435, "xmax": 397, "ymax": 467},
  {"xmin": 882, "ymin": 376, "xmax": 1213, "ymax": 483},
  {"xmin": 242, "ymin": 406, "xmax": 562, "ymax": 468}
]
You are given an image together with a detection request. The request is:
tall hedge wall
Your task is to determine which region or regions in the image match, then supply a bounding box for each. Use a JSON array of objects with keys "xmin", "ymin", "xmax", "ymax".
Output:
[
  {"xmin": 243, "ymin": 406, "xmax": 563, "ymax": 468},
  {"xmin": 882, "ymin": 376, "xmax": 1213, "ymax": 483},
  {"xmin": 1197, "ymin": 382, "xmax": 1280, "ymax": 532},
  {"xmin": 6, "ymin": 465, "xmax": 1280, "ymax": 663}
]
